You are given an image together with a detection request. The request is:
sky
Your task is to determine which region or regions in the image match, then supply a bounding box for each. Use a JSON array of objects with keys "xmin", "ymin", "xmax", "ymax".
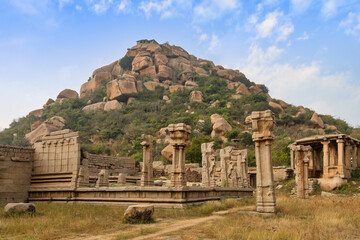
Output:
[{"xmin": 0, "ymin": 0, "xmax": 360, "ymax": 130}]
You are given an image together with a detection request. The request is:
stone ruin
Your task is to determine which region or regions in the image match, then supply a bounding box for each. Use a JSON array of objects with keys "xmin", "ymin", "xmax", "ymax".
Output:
[
  {"xmin": 140, "ymin": 134, "xmax": 154, "ymax": 187},
  {"xmin": 289, "ymin": 134, "xmax": 360, "ymax": 197},
  {"xmin": 201, "ymin": 142, "xmax": 216, "ymax": 187},
  {"xmin": 246, "ymin": 110, "xmax": 277, "ymax": 213}
]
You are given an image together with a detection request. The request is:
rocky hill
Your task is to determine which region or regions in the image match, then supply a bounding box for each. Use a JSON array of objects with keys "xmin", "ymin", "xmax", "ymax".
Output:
[{"xmin": 0, "ymin": 39, "xmax": 357, "ymax": 166}]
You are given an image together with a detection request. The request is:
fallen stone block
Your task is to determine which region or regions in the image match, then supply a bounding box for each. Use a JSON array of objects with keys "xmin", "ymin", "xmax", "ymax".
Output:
[
  {"xmin": 4, "ymin": 203, "xmax": 35, "ymax": 215},
  {"xmin": 124, "ymin": 204, "xmax": 154, "ymax": 223}
]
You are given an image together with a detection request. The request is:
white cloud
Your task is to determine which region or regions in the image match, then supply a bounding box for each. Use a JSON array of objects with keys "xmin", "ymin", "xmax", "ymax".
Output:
[
  {"xmin": 116, "ymin": 0, "xmax": 131, "ymax": 13},
  {"xmin": 92, "ymin": 0, "xmax": 113, "ymax": 14},
  {"xmin": 58, "ymin": 0, "xmax": 72, "ymax": 10},
  {"xmin": 9, "ymin": 0, "xmax": 50, "ymax": 15},
  {"xmin": 199, "ymin": 33, "xmax": 208, "ymax": 42},
  {"xmin": 321, "ymin": 0, "xmax": 337, "ymax": 19},
  {"xmin": 193, "ymin": 0, "xmax": 240, "ymax": 22},
  {"xmin": 237, "ymin": 45, "xmax": 360, "ymax": 127},
  {"xmin": 75, "ymin": 5, "xmax": 82, "ymax": 11},
  {"xmin": 139, "ymin": 0, "xmax": 173, "ymax": 18},
  {"xmin": 291, "ymin": 0, "xmax": 312, "ymax": 15},
  {"xmin": 297, "ymin": 32, "xmax": 309, "ymax": 40},
  {"xmin": 340, "ymin": 12, "xmax": 360, "ymax": 37},
  {"xmin": 208, "ymin": 34, "xmax": 220, "ymax": 51},
  {"xmin": 249, "ymin": 11, "xmax": 294, "ymax": 42}
]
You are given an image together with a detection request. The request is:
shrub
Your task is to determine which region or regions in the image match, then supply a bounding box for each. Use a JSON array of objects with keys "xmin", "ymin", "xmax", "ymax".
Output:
[
  {"xmin": 119, "ymin": 55, "xmax": 134, "ymax": 71},
  {"xmin": 233, "ymin": 76, "xmax": 252, "ymax": 88}
]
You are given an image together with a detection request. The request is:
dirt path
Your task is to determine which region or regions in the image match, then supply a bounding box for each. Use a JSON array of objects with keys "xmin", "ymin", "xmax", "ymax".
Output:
[{"xmin": 69, "ymin": 214, "xmax": 223, "ymax": 240}]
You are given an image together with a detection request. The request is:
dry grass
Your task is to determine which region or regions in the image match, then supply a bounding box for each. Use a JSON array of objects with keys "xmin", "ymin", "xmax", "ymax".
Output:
[{"xmin": 162, "ymin": 195, "xmax": 360, "ymax": 240}]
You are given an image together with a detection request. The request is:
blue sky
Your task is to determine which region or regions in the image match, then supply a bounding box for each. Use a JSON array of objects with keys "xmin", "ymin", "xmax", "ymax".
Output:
[{"xmin": 1, "ymin": 0, "xmax": 360, "ymax": 129}]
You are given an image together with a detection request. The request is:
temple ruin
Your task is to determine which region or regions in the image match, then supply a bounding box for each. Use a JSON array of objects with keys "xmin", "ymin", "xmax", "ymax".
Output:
[
  {"xmin": 290, "ymin": 134, "xmax": 360, "ymax": 196},
  {"xmin": 201, "ymin": 142, "xmax": 216, "ymax": 187},
  {"xmin": 246, "ymin": 110, "xmax": 277, "ymax": 213},
  {"xmin": 140, "ymin": 134, "xmax": 154, "ymax": 187}
]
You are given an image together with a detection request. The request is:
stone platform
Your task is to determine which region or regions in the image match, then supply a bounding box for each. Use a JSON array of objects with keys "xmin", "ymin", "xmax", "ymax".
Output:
[{"xmin": 28, "ymin": 186, "xmax": 253, "ymax": 208}]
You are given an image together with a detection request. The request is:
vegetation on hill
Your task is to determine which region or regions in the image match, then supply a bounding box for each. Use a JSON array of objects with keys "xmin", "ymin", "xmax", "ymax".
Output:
[{"xmin": 0, "ymin": 72, "xmax": 357, "ymax": 167}]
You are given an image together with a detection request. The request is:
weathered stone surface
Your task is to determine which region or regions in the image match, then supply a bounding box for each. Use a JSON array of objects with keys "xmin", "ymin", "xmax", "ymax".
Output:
[
  {"xmin": 82, "ymin": 102, "xmax": 106, "ymax": 113},
  {"xmin": 31, "ymin": 121, "xmax": 42, "ymax": 131},
  {"xmin": 169, "ymin": 85, "xmax": 184, "ymax": 93},
  {"xmin": 144, "ymin": 81, "xmax": 164, "ymax": 91},
  {"xmin": 163, "ymin": 95, "xmax": 170, "ymax": 101},
  {"xmin": 310, "ymin": 113, "xmax": 324, "ymax": 128},
  {"xmin": 124, "ymin": 205, "xmax": 154, "ymax": 221},
  {"xmin": 249, "ymin": 85, "xmax": 262, "ymax": 94},
  {"xmin": 296, "ymin": 106, "xmax": 307, "ymax": 117},
  {"xmin": 139, "ymin": 66, "xmax": 156, "ymax": 76},
  {"xmin": 185, "ymin": 81, "xmax": 198, "ymax": 89},
  {"xmin": 92, "ymin": 61, "xmax": 117, "ymax": 77},
  {"xmin": 269, "ymin": 102, "xmax": 284, "ymax": 112},
  {"xmin": 161, "ymin": 144, "xmax": 173, "ymax": 162},
  {"xmin": 104, "ymin": 100, "xmax": 123, "ymax": 111},
  {"xmin": 157, "ymin": 65, "xmax": 174, "ymax": 81},
  {"xmin": 279, "ymin": 100, "xmax": 289, "ymax": 109},
  {"xmin": 80, "ymin": 72, "xmax": 113, "ymax": 97},
  {"xmin": 132, "ymin": 54, "xmax": 153, "ymax": 72},
  {"xmin": 111, "ymin": 62, "xmax": 122, "ymax": 77},
  {"xmin": 43, "ymin": 98, "xmax": 55, "ymax": 108},
  {"xmin": 4, "ymin": 203, "xmax": 35, "ymax": 214},
  {"xmin": 27, "ymin": 109, "xmax": 43, "ymax": 118},
  {"xmin": 57, "ymin": 89, "xmax": 78, "ymax": 99},
  {"xmin": 25, "ymin": 116, "xmax": 65, "ymax": 144},
  {"xmin": 321, "ymin": 191, "xmax": 338, "ymax": 197},
  {"xmin": 210, "ymin": 114, "xmax": 232, "ymax": 140},
  {"xmin": 236, "ymin": 84, "xmax": 250, "ymax": 95},
  {"xmin": 194, "ymin": 67, "xmax": 208, "ymax": 76},
  {"xmin": 106, "ymin": 77, "xmax": 138, "ymax": 102},
  {"xmin": 190, "ymin": 91, "xmax": 203, "ymax": 102},
  {"xmin": 127, "ymin": 97, "xmax": 136, "ymax": 104},
  {"xmin": 154, "ymin": 53, "xmax": 168, "ymax": 65},
  {"xmin": 318, "ymin": 177, "xmax": 346, "ymax": 191},
  {"xmin": 198, "ymin": 58, "xmax": 215, "ymax": 68},
  {"xmin": 231, "ymin": 94, "xmax": 242, "ymax": 99}
]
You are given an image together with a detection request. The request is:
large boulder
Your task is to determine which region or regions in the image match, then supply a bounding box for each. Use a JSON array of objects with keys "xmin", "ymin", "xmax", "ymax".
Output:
[
  {"xmin": 154, "ymin": 53, "xmax": 168, "ymax": 65},
  {"xmin": 140, "ymin": 66, "xmax": 156, "ymax": 76},
  {"xmin": 106, "ymin": 75, "xmax": 138, "ymax": 102},
  {"xmin": 30, "ymin": 121, "xmax": 42, "ymax": 131},
  {"xmin": 185, "ymin": 81, "xmax": 198, "ymax": 90},
  {"xmin": 56, "ymin": 89, "xmax": 78, "ymax": 99},
  {"xmin": 82, "ymin": 102, "xmax": 106, "ymax": 113},
  {"xmin": 236, "ymin": 84, "xmax": 250, "ymax": 95},
  {"xmin": 132, "ymin": 53, "xmax": 153, "ymax": 72},
  {"xmin": 25, "ymin": 116, "xmax": 65, "ymax": 144},
  {"xmin": 27, "ymin": 109, "xmax": 43, "ymax": 118},
  {"xmin": 80, "ymin": 72, "xmax": 113, "ymax": 97},
  {"xmin": 144, "ymin": 81, "xmax": 165, "ymax": 92},
  {"xmin": 269, "ymin": 101, "xmax": 284, "ymax": 112},
  {"xmin": 161, "ymin": 144, "xmax": 173, "ymax": 162},
  {"xmin": 310, "ymin": 113, "xmax": 325, "ymax": 128},
  {"xmin": 210, "ymin": 114, "xmax": 232, "ymax": 141},
  {"xmin": 318, "ymin": 177, "xmax": 346, "ymax": 191},
  {"xmin": 4, "ymin": 203, "xmax": 35, "ymax": 215},
  {"xmin": 169, "ymin": 85, "xmax": 184, "ymax": 93},
  {"xmin": 92, "ymin": 61, "xmax": 117, "ymax": 77},
  {"xmin": 194, "ymin": 67, "xmax": 208, "ymax": 76},
  {"xmin": 124, "ymin": 205, "xmax": 154, "ymax": 222},
  {"xmin": 190, "ymin": 91, "xmax": 203, "ymax": 102},
  {"xmin": 43, "ymin": 98, "xmax": 55, "ymax": 108},
  {"xmin": 157, "ymin": 65, "xmax": 174, "ymax": 81},
  {"xmin": 104, "ymin": 100, "xmax": 124, "ymax": 111}
]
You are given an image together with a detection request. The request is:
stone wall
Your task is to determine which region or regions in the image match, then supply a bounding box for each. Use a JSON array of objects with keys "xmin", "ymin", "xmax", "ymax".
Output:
[
  {"xmin": 84, "ymin": 152, "xmax": 137, "ymax": 176},
  {"xmin": 0, "ymin": 146, "xmax": 34, "ymax": 204}
]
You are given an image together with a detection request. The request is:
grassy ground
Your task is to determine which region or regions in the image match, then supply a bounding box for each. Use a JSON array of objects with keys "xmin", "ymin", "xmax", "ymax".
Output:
[{"xmin": 2, "ymin": 186, "xmax": 360, "ymax": 240}]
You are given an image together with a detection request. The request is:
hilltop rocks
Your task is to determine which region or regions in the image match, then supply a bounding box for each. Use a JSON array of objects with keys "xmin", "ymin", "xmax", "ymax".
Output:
[
  {"xmin": 190, "ymin": 91, "xmax": 203, "ymax": 102},
  {"xmin": 92, "ymin": 61, "xmax": 117, "ymax": 77},
  {"xmin": 104, "ymin": 100, "xmax": 124, "ymax": 111},
  {"xmin": 43, "ymin": 98, "xmax": 55, "ymax": 108},
  {"xmin": 132, "ymin": 54, "xmax": 153, "ymax": 72},
  {"xmin": 25, "ymin": 116, "xmax": 65, "ymax": 144},
  {"xmin": 236, "ymin": 84, "xmax": 250, "ymax": 95},
  {"xmin": 161, "ymin": 144, "xmax": 173, "ymax": 162},
  {"xmin": 106, "ymin": 75, "xmax": 138, "ymax": 102},
  {"xmin": 169, "ymin": 85, "xmax": 184, "ymax": 93},
  {"xmin": 30, "ymin": 121, "xmax": 42, "ymax": 131},
  {"xmin": 144, "ymin": 81, "xmax": 165, "ymax": 91},
  {"xmin": 269, "ymin": 101, "xmax": 284, "ymax": 112},
  {"xmin": 158, "ymin": 65, "xmax": 174, "ymax": 81},
  {"xmin": 185, "ymin": 81, "xmax": 198, "ymax": 89},
  {"xmin": 56, "ymin": 89, "xmax": 78, "ymax": 100},
  {"xmin": 80, "ymin": 72, "xmax": 113, "ymax": 97},
  {"xmin": 310, "ymin": 113, "xmax": 324, "ymax": 128},
  {"xmin": 210, "ymin": 114, "xmax": 232, "ymax": 141},
  {"xmin": 82, "ymin": 102, "xmax": 106, "ymax": 113},
  {"xmin": 27, "ymin": 109, "xmax": 43, "ymax": 118}
]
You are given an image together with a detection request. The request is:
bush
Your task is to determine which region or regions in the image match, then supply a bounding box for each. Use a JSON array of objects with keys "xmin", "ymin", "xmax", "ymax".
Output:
[
  {"xmin": 119, "ymin": 55, "xmax": 134, "ymax": 71},
  {"xmin": 233, "ymin": 76, "xmax": 252, "ymax": 88}
]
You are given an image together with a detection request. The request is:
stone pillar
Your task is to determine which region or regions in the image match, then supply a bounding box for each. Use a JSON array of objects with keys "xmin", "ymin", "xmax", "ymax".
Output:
[
  {"xmin": 308, "ymin": 150, "xmax": 314, "ymax": 177},
  {"xmin": 245, "ymin": 110, "xmax": 276, "ymax": 213},
  {"xmin": 220, "ymin": 146, "xmax": 233, "ymax": 187},
  {"xmin": 201, "ymin": 142, "xmax": 216, "ymax": 187},
  {"xmin": 345, "ymin": 142, "xmax": 351, "ymax": 168},
  {"xmin": 288, "ymin": 144, "xmax": 296, "ymax": 169},
  {"xmin": 96, "ymin": 169, "xmax": 109, "ymax": 188},
  {"xmin": 315, "ymin": 148, "xmax": 321, "ymax": 171},
  {"xmin": 321, "ymin": 140, "xmax": 330, "ymax": 178},
  {"xmin": 117, "ymin": 173, "xmax": 126, "ymax": 185},
  {"xmin": 353, "ymin": 145, "xmax": 358, "ymax": 169},
  {"xmin": 238, "ymin": 149, "xmax": 249, "ymax": 187},
  {"xmin": 140, "ymin": 134, "xmax": 154, "ymax": 187},
  {"xmin": 329, "ymin": 143, "xmax": 337, "ymax": 166},
  {"xmin": 337, "ymin": 139, "xmax": 345, "ymax": 178},
  {"xmin": 295, "ymin": 145, "xmax": 312, "ymax": 199},
  {"xmin": 168, "ymin": 123, "xmax": 191, "ymax": 187}
]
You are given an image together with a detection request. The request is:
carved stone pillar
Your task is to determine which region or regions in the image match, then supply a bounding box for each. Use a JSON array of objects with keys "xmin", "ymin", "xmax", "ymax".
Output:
[
  {"xmin": 288, "ymin": 144, "xmax": 296, "ymax": 170},
  {"xmin": 353, "ymin": 145, "xmax": 358, "ymax": 169},
  {"xmin": 168, "ymin": 123, "xmax": 191, "ymax": 187},
  {"xmin": 237, "ymin": 149, "xmax": 249, "ymax": 187},
  {"xmin": 329, "ymin": 143, "xmax": 337, "ymax": 166},
  {"xmin": 201, "ymin": 142, "xmax": 216, "ymax": 187},
  {"xmin": 295, "ymin": 145, "xmax": 312, "ymax": 199},
  {"xmin": 96, "ymin": 169, "xmax": 109, "ymax": 188},
  {"xmin": 321, "ymin": 140, "xmax": 330, "ymax": 178},
  {"xmin": 220, "ymin": 146, "xmax": 234, "ymax": 187},
  {"xmin": 315, "ymin": 148, "xmax": 322, "ymax": 171},
  {"xmin": 141, "ymin": 134, "xmax": 154, "ymax": 187},
  {"xmin": 337, "ymin": 139, "xmax": 345, "ymax": 178},
  {"xmin": 245, "ymin": 110, "xmax": 276, "ymax": 213},
  {"xmin": 308, "ymin": 150, "xmax": 314, "ymax": 177}
]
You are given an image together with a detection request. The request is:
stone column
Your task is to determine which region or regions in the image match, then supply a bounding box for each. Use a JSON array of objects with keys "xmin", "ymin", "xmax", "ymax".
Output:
[
  {"xmin": 201, "ymin": 142, "xmax": 216, "ymax": 187},
  {"xmin": 345, "ymin": 142, "xmax": 351, "ymax": 168},
  {"xmin": 337, "ymin": 139, "xmax": 345, "ymax": 178},
  {"xmin": 245, "ymin": 110, "xmax": 276, "ymax": 213},
  {"xmin": 295, "ymin": 145, "xmax": 312, "ymax": 199},
  {"xmin": 353, "ymin": 145, "xmax": 358, "ymax": 169},
  {"xmin": 141, "ymin": 134, "xmax": 154, "ymax": 187},
  {"xmin": 308, "ymin": 150, "xmax": 314, "ymax": 177},
  {"xmin": 96, "ymin": 169, "xmax": 109, "ymax": 188},
  {"xmin": 288, "ymin": 144, "xmax": 296, "ymax": 169},
  {"xmin": 220, "ymin": 146, "xmax": 234, "ymax": 187},
  {"xmin": 329, "ymin": 143, "xmax": 337, "ymax": 166},
  {"xmin": 321, "ymin": 140, "xmax": 330, "ymax": 178},
  {"xmin": 238, "ymin": 149, "xmax": 249, "ymax": 187},
  {"xmin": 168, "ymin": 123, "xmax": 191, "ymax": 187}
]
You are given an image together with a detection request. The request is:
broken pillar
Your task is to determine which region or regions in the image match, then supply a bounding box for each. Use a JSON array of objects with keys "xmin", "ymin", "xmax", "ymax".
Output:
[
  {"xmin": 235, "ymin": 149, "xmax": 249, "ymax": 188},
  {"xmin": 295, "ymin": 145, "xmax": 312, "ymax": 199},
  {"xmin": 245, "ymin": 110, "xmax": 276, "ymax": 213},
  {"xmin": 201, "ymin": 142, "xmax": 216, "ymax": 187},
  {"xmin": 168, "ymin": 123, "xmax": 191, "ymax": 187},
  {"xmin": 95, "ymin": 169, "xmax": 109, "ymax": 188},
  {"xmin": 117, "ymin": 173, "xmax": 126, "ymax": 185},
  {"xmin": 140, "ymin": 134, "xmax": 154, "ymax": 187},
  {"xmin": 220, "ymin": 146, "xmax": 234, "ymax": 187}
]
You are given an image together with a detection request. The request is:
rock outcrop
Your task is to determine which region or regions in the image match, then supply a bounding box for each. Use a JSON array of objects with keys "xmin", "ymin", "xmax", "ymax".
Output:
[
  {"xmin": 56, "ymin": 89, "xmax": 78, "ymax": 100},
  {"xmin": 124, "ymin": 204, "xmax": 154, "ymax": 222},
  {"xmin": 82, "ymin": 102, "xmax": 106, "ymax": 113},
  {"xmin": 106, "ymin": 75, "xmax": 139, "ymax": 102},
  {"xmin": 190, "ymin": 91, "xmax": 203, "ymax": 102},
  {"xmin": 210, "ymin": 114, "xmax": 232, "ymax": 141},
  {"xmin": 310, "ymin": 113, "xmax": 324, "ymax": 128},
  {"xmin": 25, "ymin": 116, "xmax": 65, "ymax": 144},
  {"xmin": 4, "ymin": 203, "xmax": 35, "ymax": 214},
  {"xmin": 104, "ymin": 100, "xmax": 124, "ymax": 111}
]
